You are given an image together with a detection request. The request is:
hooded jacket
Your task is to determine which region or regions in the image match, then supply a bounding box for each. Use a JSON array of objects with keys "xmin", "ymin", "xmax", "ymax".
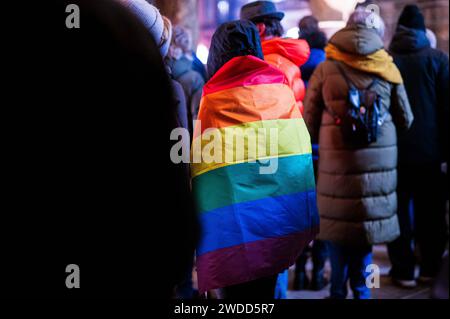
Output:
[
  {"xmin": 304, "ymin": 26, "xmax": 414, "ymax": 247},
  {"xmin": 390, "ymin": 26, "xmax": 449, "ymax": 165},
  {"xmin": 207, "ymin": 20, "xmax": 264, "ymax": 79},
  {"xmin": 262, "ymin": 38, "xmax": 310, "ymax": 113},
  {"xmin": 194, "ymin": 21, "xmax": 318, "ymax": 293}
]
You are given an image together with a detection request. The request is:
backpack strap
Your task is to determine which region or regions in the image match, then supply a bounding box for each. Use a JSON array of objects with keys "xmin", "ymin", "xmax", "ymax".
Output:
[
  {"xmin": 326, "ymin": 61, "xmax": 385, "ymax": 126},
  {"xmin": 333, "ymin": 60, "xmax": 380, "ymax": 91},
  {"xmin": 324, "ymin": 61, "xmax": 358, "ymax": 124},
  {"xmin": 367, "ymin": 78, "xmax": 380, "ymax": 90}
]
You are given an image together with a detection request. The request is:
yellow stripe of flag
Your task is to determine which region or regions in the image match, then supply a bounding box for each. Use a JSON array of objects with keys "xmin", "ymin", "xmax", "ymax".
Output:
[{"xmin": 191, "ymin": 118, "xmax": 312, "ymax": 178}]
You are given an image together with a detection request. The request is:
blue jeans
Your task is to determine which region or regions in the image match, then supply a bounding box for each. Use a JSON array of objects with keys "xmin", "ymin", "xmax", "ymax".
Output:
[
  {"xmin": 328, "ymin": 242, "xmax": 373, "ymax": 299},
  {"xmin": 274, "ymin": 270, "xmax": 289, "ymax": 299}
]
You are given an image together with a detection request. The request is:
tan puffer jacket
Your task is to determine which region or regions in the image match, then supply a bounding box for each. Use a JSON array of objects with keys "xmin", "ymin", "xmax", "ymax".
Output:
[{"xmin": 304, "ymin": 26, "xmax": 414, "ymax": 247}]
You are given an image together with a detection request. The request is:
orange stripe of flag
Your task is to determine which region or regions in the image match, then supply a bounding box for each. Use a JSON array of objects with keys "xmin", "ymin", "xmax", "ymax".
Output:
[{"xmin": 195, "ymin": 83, "xmax": 301, "ymax": 138}]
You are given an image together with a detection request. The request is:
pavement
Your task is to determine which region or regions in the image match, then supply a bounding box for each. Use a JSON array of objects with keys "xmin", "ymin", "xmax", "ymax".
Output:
[{"xmin": 287, "ymin": 245, "xmax": 433, "ymax": 300}]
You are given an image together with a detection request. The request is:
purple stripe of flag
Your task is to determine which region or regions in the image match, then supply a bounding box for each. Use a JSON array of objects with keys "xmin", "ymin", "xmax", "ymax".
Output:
[{"xmin": 196, "ymin": 227, "xmax": 319, "ymax": 294}]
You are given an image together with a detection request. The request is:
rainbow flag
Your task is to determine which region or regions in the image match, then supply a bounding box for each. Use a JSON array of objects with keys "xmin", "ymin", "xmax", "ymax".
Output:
[{"xmin": 192, "ymin": 55, "xmax": 319, "ymax": 293}]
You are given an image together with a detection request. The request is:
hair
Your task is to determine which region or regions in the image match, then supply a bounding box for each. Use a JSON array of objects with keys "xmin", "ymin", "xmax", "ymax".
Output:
[
  {"xmin": 347, "ymin": 9, "xmax": 386, "ymax": 39},
  {"xmin": 160, "ymin": 16, "xmax": 173, "ymax": 57},
  {"xmin": 299, "ymin": 16, "xmax": 327, "ymax": 49},
  {"xmin": 252, "ymin": 17, "xmax": 284, "ymax": 38},
  {"xmin": 299, "ymin": 16, "xmax": 320, "ymax": 35}
]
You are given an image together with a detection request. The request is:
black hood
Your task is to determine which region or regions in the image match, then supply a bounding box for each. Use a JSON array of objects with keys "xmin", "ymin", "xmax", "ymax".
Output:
[
  {"xmin": 207, "ymin": 20, "xmax": 263, "ymax": 79},
  {"xmin": 390, "ymin": 26, "xmax": 430, "ymax": 54}
]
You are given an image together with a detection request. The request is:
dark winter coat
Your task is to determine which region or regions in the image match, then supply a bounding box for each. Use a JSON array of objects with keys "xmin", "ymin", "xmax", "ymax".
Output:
[
  {"xmin": 390, "ymin": 26, "xmax": 449, "ymax": 165},
  {"xmin": 301, "ymin": 48, "xmax": 326, "ymax": 87},
  {"xmin": 192, "ymin": 52, "xmax": 208, "ymax": 82},
  {"xmin": 171, "ymin": 78, "xmax": 189, "ymax": 131},
  {"xmin": 304, "ymin": 27, "xmax": 414, "ymax": 246},
  {"xmin": 300, "ymin": 30, "xmax": 327, "ymax": 86},
  {"xmin": 168, "ymin": 56, "xmax": 205, "ymax": 124},
  {"xmin": 2, "ymin": 0, "xmax": 198, "ymax": 298}
]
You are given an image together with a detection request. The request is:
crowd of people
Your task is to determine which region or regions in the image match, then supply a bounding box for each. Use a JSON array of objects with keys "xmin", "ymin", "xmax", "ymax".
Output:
[
  {"xmin": 120, "ymin": 0, "xmax": 449, "ymax": 300},
  {"xmin": 3, "ymin": 0, "xmax": 447, "ymax": 299}
]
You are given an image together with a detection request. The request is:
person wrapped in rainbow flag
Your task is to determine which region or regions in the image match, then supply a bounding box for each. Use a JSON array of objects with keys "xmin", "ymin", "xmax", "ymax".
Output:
[{"xmin": 191, "ymin": 20, "xmax": 319, "ymax": 298}]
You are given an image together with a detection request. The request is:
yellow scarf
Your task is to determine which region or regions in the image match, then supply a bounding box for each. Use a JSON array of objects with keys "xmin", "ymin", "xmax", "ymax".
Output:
[{"xmin": 325, "ymin": 43, "xmax": 403, "ymax": 84}]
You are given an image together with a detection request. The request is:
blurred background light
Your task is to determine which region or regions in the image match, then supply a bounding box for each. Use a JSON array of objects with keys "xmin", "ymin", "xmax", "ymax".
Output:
[
  {"xmin": 319, "ymin": 20, "xmax": 346, "ymax": 30},
  {"xmin": 285, "ymin": 27, "xmax": 300, "ymax": 39},
  {"xmin": 323, "ymin": 0, "xmax": 366, "ymax": 21},
  {"xmin": 196, "ymin": 43, "xmax": 210, "ymax": 65},
  {"xmin": 217, "ymin": 0, "xmax": 230, "ymax": 16}
]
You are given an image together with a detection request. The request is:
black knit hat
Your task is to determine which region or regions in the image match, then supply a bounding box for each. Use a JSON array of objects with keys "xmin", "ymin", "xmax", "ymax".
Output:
[{"xmin": 398, "ymin": 5, "xmax": 426, "ymax": 31}]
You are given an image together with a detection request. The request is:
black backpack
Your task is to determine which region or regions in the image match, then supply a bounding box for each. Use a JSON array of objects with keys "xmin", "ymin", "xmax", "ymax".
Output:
[{"xmin": 327, "ymin": 62, "xmax": 387, "ymax": 146}]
